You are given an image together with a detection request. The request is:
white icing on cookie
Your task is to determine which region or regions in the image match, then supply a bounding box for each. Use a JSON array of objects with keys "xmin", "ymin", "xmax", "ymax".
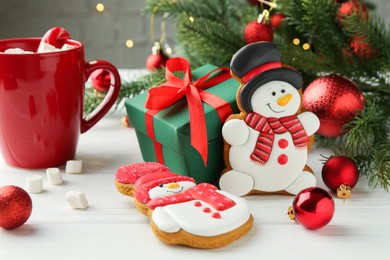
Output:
[
  {"xmin": 151, "ymin": 190, "xmax": 251, "ymax": 236},
  {"xmin": 148, "ymin": 181, "xmax": 196, "ymax": 200},
  {"xmin": 221, "ymin": 80, "xmax": 319, "ymax": 194}
]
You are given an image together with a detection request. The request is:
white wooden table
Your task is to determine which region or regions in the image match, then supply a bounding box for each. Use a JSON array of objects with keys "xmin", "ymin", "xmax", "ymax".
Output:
[{"xmin": 1, "ymin": 71, "xmax": 390, "ymax": 259}]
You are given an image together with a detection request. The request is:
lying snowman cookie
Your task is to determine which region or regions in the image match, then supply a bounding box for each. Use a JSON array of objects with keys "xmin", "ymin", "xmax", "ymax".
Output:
[
  {"xmin": 115, "ymin": 162, "xmax": 253, "ymax": 248},
  {"xmin": 219, "ymin": 42, "xmax": 320, "ymax": 197}
]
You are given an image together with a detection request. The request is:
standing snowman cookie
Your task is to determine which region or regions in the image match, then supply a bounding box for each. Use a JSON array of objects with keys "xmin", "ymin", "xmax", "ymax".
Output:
[{"xmin": 219, "ymin": 42, "xmax": 320, "ymax": 196}]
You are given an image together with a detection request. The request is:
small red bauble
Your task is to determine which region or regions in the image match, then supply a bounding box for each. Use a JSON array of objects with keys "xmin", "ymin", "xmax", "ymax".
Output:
[
  {"xmin": 302, "ymin": 75, "xmax": 364, "ymax": 137},
  {"xmin": 90, "ymin": 69, "xmax": 111, "ymax": 93},
  {"xmin": 0, "ymin": 185, "xmax": 33, "ymax": 230},
  {"xmin": 337, "ymin": 0, "xmax": 368, "ymax": 24},
  {"xmin": 350, "ymin": 36, "xmax": 376, "ymax": 59},
  {"xmin": 244, "ymin": 20, "xmax": 274, "ymax": 44},
  {"xmin": 322, "ymin": 156, "xmax": 359, "ymax": 199},
  {"xmin": 270, "ymin": 13, "xmax": 286, "ymax": 29},
  {"xmin": 288, "ymin": 187, "xmax": 335, "ymax": 230},
  {"xmin": 146, "ymin": 42, "xmax": 168, "ymax": 70}
]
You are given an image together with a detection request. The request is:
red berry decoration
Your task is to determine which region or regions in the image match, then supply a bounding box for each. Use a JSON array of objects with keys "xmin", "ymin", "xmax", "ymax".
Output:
[
  {"xmin": 244, "ymin": 20, "xmax": 274, "ymax": 44},
  {"xmin": 0, "ymin": 185, "xmax": 33, "ymax": 230},
  {"xmin": 288, "ymin": 187, "xmax": 335, "ymax": 230},
  {"xmin": 337, "ymin": 0, "xmax": 368, "ymax": 25},
  {"xmin": 90, "ymin": 69, "xmax": 111, "ymax": 93},
  {"xmin": 322, "ymin": 156, "xmax": 359, "ymax": 199},
  {"xmin": 302, "ymin": 75, "xmax": 364, "ymax": 137},
  {"xmin": 146, "ymin": 42, "xmax": 168, "ymax": 71}
]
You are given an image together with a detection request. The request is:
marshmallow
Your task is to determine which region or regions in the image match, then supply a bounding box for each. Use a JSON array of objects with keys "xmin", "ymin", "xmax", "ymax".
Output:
[
  {"xmin": 37, "ymin": 42, "xmax": 56, "ymax": 53},
  {"xmin": 46, "ymin": 168, "xmax": 63, "ymax": 185},
  {"xmin": 61, "ymin": 43, "xmax": 75, "ymax": 51},
  {"xmin": 4, "ymin": 48, "xmax": 26, "ymax": 54},
  {"xmin": 65, "ymin": 160, "xmax": 83, "ymax": 174},
  {"xmin": 26, "ymin": 175, "xmax": 43, "ymax": 194},
  {"xmin": 66, "ymin": 191, "xmax": 89, "ymax": 209}
]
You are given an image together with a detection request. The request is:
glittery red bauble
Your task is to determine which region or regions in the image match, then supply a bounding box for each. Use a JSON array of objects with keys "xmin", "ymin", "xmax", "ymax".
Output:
[
  {"xmin": 322, "ymin": 156, "xmax": 359, "ymax": 191},
  {"xmin": 270, "ymin": 13, "xmax": 286, "ymax": 29},
  {"xmin": 302, "ymin": 75, "xmax": 364, "ymax": 137},
  {"xmin": 337, "ymin": 0, "xmax": 367, "ymax": 24},
  {"xmin": 0, "ymin": 186, "xmax": 32, "ymax": 230},
  {"xmin": 146, "ymin": 53, "xmax": 168, "ymax": 71},
  {"xmin": 292, "ymin": 187, "xmax": 335, "ymax": 230},
  {"xmin": 244, "ymin": 20, "xmax": 274, "ymax": 44},
  {"xmin": 350, "ymin": 36, "xmax": 376, "ymax": 58},
  {"xmin": 90, "ymin": 69, "xmax": 111, "ymax": 93}
]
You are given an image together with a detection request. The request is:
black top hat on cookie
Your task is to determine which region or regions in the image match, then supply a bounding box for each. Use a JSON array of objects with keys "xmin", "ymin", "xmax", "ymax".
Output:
[{"xmin": 230, "ymin": 42, "xmax": 302, "ymax": 113}]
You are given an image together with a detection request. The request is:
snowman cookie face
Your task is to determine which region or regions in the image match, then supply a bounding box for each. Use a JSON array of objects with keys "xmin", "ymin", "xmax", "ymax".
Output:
[
  {"xmin": 148, "ymin": 181, "xmax": 196, "ymax": 200},
  {"xmin": 251, "ymin": 80, "xmax": 300, "ymax": 117}
]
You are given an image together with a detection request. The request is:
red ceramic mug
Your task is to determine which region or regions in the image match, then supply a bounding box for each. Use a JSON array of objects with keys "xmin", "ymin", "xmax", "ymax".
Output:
[{"xmin": 0, "ymin": 38, "xmax": 121, "ymax": 168}]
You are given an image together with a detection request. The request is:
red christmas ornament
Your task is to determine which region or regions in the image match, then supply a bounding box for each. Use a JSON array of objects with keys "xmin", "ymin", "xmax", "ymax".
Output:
[
  {"xmin": 244, "ymin": 20, "xmax": 274, "ymax": 44},
  {"xmin": 302, "ymin": 75, "xmax": 364, "ymax": 137},
  {"xmin": 90, "ymin": 69, "xmax": 111, "ymax": 93},
  {"xmin": 322, "ymin": 156, "xmax": 359, "ymax": 199},
  {"xmin": 288, "ymin": 187, "xmax": 335, "ymax": 230},
  {"xmin": 337, "ymin": 0, "xmax": 368, "ymax": 24},
  {"xmin": 0, "ymin": 186, "xmax": 33, "ymax": 230},
  {"xmin": 146, "ymin": 42, "xmax": 168, "ymax": 71},
  {"xmin": 247, "ymin": 0, "xmax": 260, "ymax": 5},
  {"xmin": 350, "ymin": 36, "xmax": 376, "ymax": 59},
  {"xmin": 270, "ymin": 13, "xmax": 286, "ymax": 29}
]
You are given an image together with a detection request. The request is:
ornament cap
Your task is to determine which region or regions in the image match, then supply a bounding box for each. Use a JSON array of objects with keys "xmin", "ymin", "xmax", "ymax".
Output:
[
  {"xmin": 257, "ymin": 9, "xmax": 270, "ymax": 24},
  {"xmin": 151, "ymin": 42, "xmax": 162, "ymax": 55},
  {"xmin": 287, "ymin": 206, "xmax": 296, "ymax": 221},
  {"xmin": 337, "ymin": 184, "xmax": 352, "ymax": 199}
]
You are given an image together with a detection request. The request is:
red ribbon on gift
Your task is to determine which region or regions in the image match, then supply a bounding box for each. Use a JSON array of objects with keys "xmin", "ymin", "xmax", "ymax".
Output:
[{"xmin": 145, "ymin": 57, "xmax": 233, "ymax": 166}]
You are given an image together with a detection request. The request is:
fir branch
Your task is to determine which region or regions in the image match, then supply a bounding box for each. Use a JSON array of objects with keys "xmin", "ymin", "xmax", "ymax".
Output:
[{"xmin": 83, "ymin": 69, "xmax": 166, "ymax": 115}]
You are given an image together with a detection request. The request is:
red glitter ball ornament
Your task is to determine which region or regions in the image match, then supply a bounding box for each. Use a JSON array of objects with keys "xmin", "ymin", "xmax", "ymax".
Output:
[
  {"xmin": 146, "ymin": 42, "xmax": 168, "ymax": 71},
  {"xmin": 289, "ymin": 187, "xmax": 335, "ymax": 230},
  {"xmin": 350, "ymin": 36, "xmax": 376, "ymax": 59},
  {"xmin": 0, "ymin": 185, "xmax": 33, "ymax": 230},
  {"xmin": 322, "ymin": 156, "xmax": 359, "ymax": 199},
  {"xmin": 90, "ymin": 69, "xmax": 111, "ymax": 93},
  {"xmin": 302, "ymin": 75, "xmax": 364, "ymax": 137},
  {"xmin": 337, "ymin": 0, "xmax": 368, "ymax": 24},
  {"xmin": 244, "ymin": 20, "xmax": 274, "ymax": 44}
]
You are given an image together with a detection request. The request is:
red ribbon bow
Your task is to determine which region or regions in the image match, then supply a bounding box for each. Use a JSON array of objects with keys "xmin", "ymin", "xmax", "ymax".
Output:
[{"xmin": 145, "ymin": 57, "xmax": 232, "ymax": 166}]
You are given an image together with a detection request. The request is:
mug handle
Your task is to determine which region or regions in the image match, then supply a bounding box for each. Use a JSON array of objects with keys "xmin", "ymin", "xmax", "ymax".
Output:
[{"xmin": 81, "ymin": 60, "xmax": 121, "ymax": 133}]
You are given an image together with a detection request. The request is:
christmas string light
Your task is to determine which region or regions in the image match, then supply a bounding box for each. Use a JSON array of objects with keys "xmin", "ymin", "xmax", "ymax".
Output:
[{"xmin": 96, "ymin": 3, "xmax": 105, "ymax": 13}]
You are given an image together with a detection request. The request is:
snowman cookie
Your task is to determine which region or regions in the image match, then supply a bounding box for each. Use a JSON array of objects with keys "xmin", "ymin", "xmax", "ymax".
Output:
[
  {"xmin": 115, "ymin": 162, "xmax": 253, "ymax": 248},
  {"xmin": 219, "ymin": 42, "xmax": 320, "ymax": 196}
]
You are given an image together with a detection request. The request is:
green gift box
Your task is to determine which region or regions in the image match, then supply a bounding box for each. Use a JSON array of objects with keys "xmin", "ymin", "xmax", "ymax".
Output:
[{"xmin": 125, "ymin": 62, "xmax": 240, "ymax": 184}]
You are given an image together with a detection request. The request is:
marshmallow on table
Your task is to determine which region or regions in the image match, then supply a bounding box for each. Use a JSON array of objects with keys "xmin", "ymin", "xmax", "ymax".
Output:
[
  {"xmin": 46, "ymin": 168, "xmax": 63, "ymax": 185},
  {"xmin": 66, "ymin": 160, "xmax": 83, "ymax": 174},
  {"xmin": 66, "ymin": 191, "xmax": 89, "ymax": 209},
  {"xmin": 26, "ymin": 175, "xmax": 43, "ymax": 194}
]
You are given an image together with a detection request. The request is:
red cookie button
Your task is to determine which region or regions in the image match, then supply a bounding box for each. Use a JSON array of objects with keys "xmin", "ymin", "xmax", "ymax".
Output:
[
  {"xmin": 212, "ymin": 212, "xmax": 221, "ymax": 219},
  {"xmin": 278, "ymin": 154, "xmax": 288, "ymax": 165},
  {"xmin": 194, "ymin": 201, "xmax": 202, "ymax": 207},
  {"xmin": 203, "ymin": 207, "xmax": 211, "ymax": 213},
  {"xmin": 278, "ymin": 139, "xmax": 289, "ymax": 149}
]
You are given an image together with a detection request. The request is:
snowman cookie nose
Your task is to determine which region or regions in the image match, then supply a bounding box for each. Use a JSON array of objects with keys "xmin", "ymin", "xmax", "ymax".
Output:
[
  {"xmin": 166, "ymin": 182, "xmax": 180, "ymax": 189},
  {"xmin": 277, "ymin": 93, "xmax": 293, "ymax": 106}
]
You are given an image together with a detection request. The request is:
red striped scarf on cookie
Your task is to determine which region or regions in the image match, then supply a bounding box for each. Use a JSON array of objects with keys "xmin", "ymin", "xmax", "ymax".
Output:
[{"xmin": 245, "ymin": 112, "xmax": 308, "ymax": 164}]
